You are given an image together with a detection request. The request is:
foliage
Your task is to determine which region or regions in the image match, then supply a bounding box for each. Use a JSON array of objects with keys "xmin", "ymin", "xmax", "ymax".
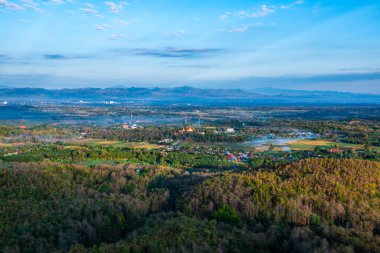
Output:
[
  {"xmin": 210, "ymin": 205, "xmax": 241, "ymax": 224},
  {"xmin": 0, "ymin": 152, "xmax": 380, "ymax": 252}
]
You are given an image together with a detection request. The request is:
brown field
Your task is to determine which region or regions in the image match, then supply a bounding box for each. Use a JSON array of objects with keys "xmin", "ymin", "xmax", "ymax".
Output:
[
  {"xmin": 288, "ymin": 139, "xmax": 365, "ymax": 151},
  {"xmin": 128, "ymin": 142, "xmax": 162, "ymax": 149},
  {"xmin": 95, "ymin": 140, "xmax": 120, "ymax": 145},
  {"xmin": 287, "ymin": 140, "xmax": 333, "ymax": 146},
  {"xmin": 86, "ymin": 139, "xmax": 162, "ymax": 149},
  {"xmin": 254, "ymin": 146, "xmax": 270, "ymax": 152},
  {"xmin": 0, "ymin": 143, "xmax": 13, "ymax": 147},
  {"xmin": 0, "ymin": 142, "xmax": 32, "ymax": 147}
]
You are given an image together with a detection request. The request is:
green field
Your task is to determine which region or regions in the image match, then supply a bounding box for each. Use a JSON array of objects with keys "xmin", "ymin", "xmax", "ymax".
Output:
[{"xmin": 287, "ymin": 139, "xmax": 364, "ymax": 151}]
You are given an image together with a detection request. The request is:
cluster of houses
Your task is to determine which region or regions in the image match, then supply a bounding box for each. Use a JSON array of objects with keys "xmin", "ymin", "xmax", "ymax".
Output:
[
  {"xmin": 224, "ymin": 151, "xmax": 249, "ymax": 162},
  {"xmin": 158, "ymin": 139, "xmax": 174, "ymax": 144},
  {"xmin": 122, "ymin": 123, "xmax": 140, "ymax": 129}
]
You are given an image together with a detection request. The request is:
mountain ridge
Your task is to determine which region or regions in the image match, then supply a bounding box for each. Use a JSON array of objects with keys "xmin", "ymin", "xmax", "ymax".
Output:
[{"xmin": 0, "ymin": 86, "xmax": 379, "ymax": 104}]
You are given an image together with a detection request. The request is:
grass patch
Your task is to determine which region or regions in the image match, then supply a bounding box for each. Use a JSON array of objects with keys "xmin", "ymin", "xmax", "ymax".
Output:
[
  {"xmin": 88, "ymin": 140, "xmax": 162, "ymax": 149},
  {"xmin": 80, "ymin": 160, "xmax": 119, "ymax": 167},
  {"xmin": 127, "ymin": 142, "xmax": 163, "ymax": 149},
  {"xmin": 95, "ymin": 140, "xmax": 120, "ymax": 145},
  {"xmin": 287, "ymin": 139, "xmax": 365, "ymax": 151}
]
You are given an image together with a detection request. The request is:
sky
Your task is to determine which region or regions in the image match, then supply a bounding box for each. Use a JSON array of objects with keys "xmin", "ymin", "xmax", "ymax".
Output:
[{"xmin": 0, "ymin": 0, "xmax": 379, "ymax": 93}]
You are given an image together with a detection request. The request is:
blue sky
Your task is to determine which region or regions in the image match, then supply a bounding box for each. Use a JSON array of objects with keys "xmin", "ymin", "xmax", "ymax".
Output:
[{"xmin": 0, "ymin": 0, "xmax": 379, "ymax": 93}]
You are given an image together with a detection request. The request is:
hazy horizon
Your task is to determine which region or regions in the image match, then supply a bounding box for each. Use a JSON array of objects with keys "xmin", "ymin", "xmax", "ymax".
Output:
[
  {"xmin": 1, "ymin": 0, "xmax": 380, "ymax": 93},
  {"xmin": 1, "ymin": 84, "xmax": 380, "ymax": 96}
]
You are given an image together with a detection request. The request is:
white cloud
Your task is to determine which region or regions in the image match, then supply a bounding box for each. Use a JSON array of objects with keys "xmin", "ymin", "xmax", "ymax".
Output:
[
  {"xmin": 79, "ymin": 3, "xmax": 101, "ymax": 16},
  {"xmin": 49, "ymin": 0, "xmax": 65, "ymax": 4},
  {"xmin": 0, "ymin": 0, "xmax": 24, "ymax": 11},
  {"xmin": 105, "ymin": 1, "xmax": 128, "ymax": 13},
  {"xmin": 219, "ymin": 14, "xmax": 229, "ymax": 20},
  {"xmin": 108, "ymin": 34, "xmax": 126, "ymax": 40},
  {"xmin": 222, "ymin": 23, "xmax": 262, "ymax": 33},
  {"xmin": 280, "ymin": 0, "xmax": 304, "ymax": 9},
  {"xmin": 84, "ymin": 3, "xmax": 95, "ymax": 8},
  {"xmin": 21, "ymin": 0, "xmax": 37, "ymax": 6},
  {"xmin": 79, "ymin": 8, "xmax": 98, "ymax": 14},
  {"xmin": 219, "ymin": 5, "xmax": 275, "ymax": 20},
  {"xmin": 220, "ymin": 1, "xmax": 304, "ymax": 21},
  {"xmin": 115, "ymin": 19, "xmax": 129, "ymax": 26},
  {"xmin": 170, "ymin": 30, "xmax": 187, "ymax": 36},
  {"xmin": 21, "ymin": 0, "xmax": 43, "ymax": 12},
  {"xmin": 95, "ymin": 24, "xmax": 112, "ymax": 30},
  {"xmin": 237, "ymin": 5, "xmax": 275, "ymax": 19}
]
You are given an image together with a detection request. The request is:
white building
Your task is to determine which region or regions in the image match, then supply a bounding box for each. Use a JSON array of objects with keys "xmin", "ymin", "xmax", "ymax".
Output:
[{"xmin": 225, "ymin": 128, "xmax": 235, "ymax": 133}]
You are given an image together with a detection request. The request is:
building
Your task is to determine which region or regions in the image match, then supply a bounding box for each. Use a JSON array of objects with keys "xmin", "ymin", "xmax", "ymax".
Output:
[
  {"xmin": 225, "ymin": 128, "xmax": 235, "ymax": 133},
  {"xmin": 19, "ymin": 125, "xmax": 28, "ymax": 129},
  {"xmin": 224, "ymin": 151, "xmax": 236, "ymax": 161},
  {"xmin": 122, "ymin": 124, "xmax": 129, "ymax": 129},
  {"xmin": 159, "ymin": 139, "xmax": 173, "ymax": 144}
]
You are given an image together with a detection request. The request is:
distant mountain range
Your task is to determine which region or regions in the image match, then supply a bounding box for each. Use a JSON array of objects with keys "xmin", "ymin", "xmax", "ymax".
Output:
[{"xmin": 0, "ymin": 86, "xmax": 379, "ymax": 105}]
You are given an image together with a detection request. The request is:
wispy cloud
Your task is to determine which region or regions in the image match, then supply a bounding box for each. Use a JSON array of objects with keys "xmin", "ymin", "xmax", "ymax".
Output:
[
  {"xmin": 84, "ymin": 3, "xmax": 95, "ymax": 8},
  {"xmin": 222, "ymin": 23, "xmax": 262, "ymax": 33},
  {"xmin": 79, "ymin": 2, "xmax": 101, "ymax": 16},
  {"xmin": 167, "ymin": 65, "xmax": 209, "ymax": 69},
  {"xmin": 280, "ymin": 0, "xmax": 304, "ymax": 9},
  {"xmin": 0, "ymin": 54, "xmax": 94, "ymax": 64},
  {"xmin": 95, "ymin": 24, "xmax": 112, "ymax": 30},
  {"xmin": 114, "ymin": 19, "xmax": 129, "ymax": 26},
  {"xmin": 170, "ymin": 30, "xmax": 187, "ymax": 36},
  {"xmin": 0, "ymin": 0, "xmax": 24, "ymax": 11},
  {"xmin": 108, "ymin": 34, "xmax": 127, "ymax": 40},
  {"xmin": 79, "ymin": 8, "xmax": 98, "ymax": 14},
  {"xmin": 219, "ymin": 1, "xmax": 304, "ymax": 20},
  {"xmin": 131, "ymin": 48, "xmax": 223, "ymax": 58},
  {"xmin": 105, "ymin": 1, "xmax": 128, "ymax": 13},
  {"xmin": 43, "ymin": 54, "xmax": 93, "ymax": 60},
  {"xmin": 0, "ymin": 55, "xmax": 10, "ymax": 63},
  {"xmin": 48, "ymin": 0, "xmax": 65, "ymax": 5},
  {"xmin": 1, "ymin": 0, "xmax": 45, "ymax": 12},
  {"xmin": 219, "ymin": 5, "xmax": 275, "ymax": 20},
  {"xmin": 21, "ymin": 0, "xmax": 43, "ymax": 12},
  {"xmin": 44, "ymin": 54, "xmax": 67, "ymax": 60}
]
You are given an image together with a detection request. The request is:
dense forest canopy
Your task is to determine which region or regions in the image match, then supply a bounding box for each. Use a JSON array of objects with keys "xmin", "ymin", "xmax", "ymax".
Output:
[{"xmin": 1, "ymin": 158, "xmax": 379, "ymax": 252}]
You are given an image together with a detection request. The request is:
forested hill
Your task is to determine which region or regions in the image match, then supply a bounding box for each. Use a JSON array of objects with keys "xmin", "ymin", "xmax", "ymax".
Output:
[
  {"xmin": 1, "ymin": 86, "xmax": 379, "ymax": 104},
  {"xmin": 0, "ymin": 87, "xmax": 260, "ymax": 100},
  {"xmin": 1, "ymin": 158, "xmax": 379, "ymax": 252}
]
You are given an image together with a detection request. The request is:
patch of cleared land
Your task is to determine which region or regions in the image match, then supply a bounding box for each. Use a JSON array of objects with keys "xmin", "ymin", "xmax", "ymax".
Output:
[
  {"xmin": 287, "ymin": 139, "xmax": 364, "ymax": 150},
  {"xmin": 93, "ymin": 140, "xmax": 162, "ymax": 149},
  {"xmin": 95, "ymin": 140, "xmax": 120, "ymax": 145},
  {"xmin": 128, "ymin": 142, "xmax": 163, "ymax": 149},
  {"xmin": 0, "ymin": 142, "xmax": 33, "ymax": 147},
  {"xmin": 254, "ymin": 146, "xmax": 270, "ymax": 152},
  {"xmin": 65, "ymin": 139, "xmax": 162, "ymax": 149}
]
